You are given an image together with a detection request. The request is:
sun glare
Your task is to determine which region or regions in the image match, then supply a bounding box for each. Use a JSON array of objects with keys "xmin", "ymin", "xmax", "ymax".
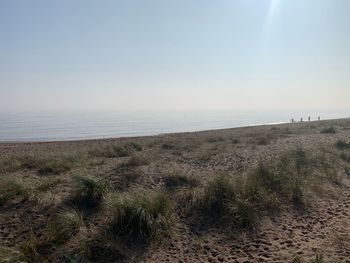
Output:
[
  {"xmin": 269, "ymin": 0, "xmax": 281, "ymax": 15},
  {"xmin": 263, "ymin": 0, "xmax": 282, "ymax": 36}
]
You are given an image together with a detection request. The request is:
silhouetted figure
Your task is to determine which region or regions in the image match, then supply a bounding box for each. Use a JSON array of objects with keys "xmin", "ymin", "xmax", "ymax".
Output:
[
  {"xmin": 308, "ymin": 116, "xmax": 311, "ymax": 122},
  {"xmin": 301, "ymin": 118, "xmax": 303, "ymax": 122},
  {"xmin": 291, "ymin": 118, "xmax": 295, "ymax": 123},
  {"xmin": 318, "ymin": 116, "xmax": 321, "ymax": 121}
]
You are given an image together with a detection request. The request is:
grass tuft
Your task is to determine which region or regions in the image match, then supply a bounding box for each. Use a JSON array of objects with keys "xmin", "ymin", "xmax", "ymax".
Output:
[
  {"xmin": 161, "ymin": 142, "xmax": 176, "ymax": 150},
  {"xmin": 314, "ymin": 253, "xmax": 324, "ymax": 263},
  {"xmin": 122, "ymin": 154, "xmax": 150, "ymax": 167},
  {"xmin": 188, "ymin": 148, "xmax": 315, "ymax": 230},
  {"xmin": 37, "ymin": 156, "xmax": 79, "ymax": 175},
  {"xmin": 73, "ymin": 176, "xmax": 111, "ymax": 204},
  {"xmin": 35, "ymin": 178, "xmax": 62, "ymax": 192},
  {"xmin": 90, "ymin": 143, "xmax": 142, "ymax": 158},
  {"xmin": 0, "ymin": 246, "xmax": 23, "ymax": 263},
  {"xmin": 249, "ymin": 148, "xmax": 310, "ymax": 205},
  {"xmin": 0, "ymin": 178, "xmax": 32, "ymax": 206},
  {"xmin": 320, "ymin": 126, "xmax": 336, "ymax": 134},
  {"xmin": 291, "ymin": 254, "xmax": 303, "ymax": 263},
  {"xmin": 19, "ymin": 233, "xmax": 43, "ymax": 263},
  {"xmin": 126, "ymin": 142, "xmax": 143, "ymax": 152},
  {"xmin": 231, "ymin": 139, "xmax": 240, "ymax": 144},
  {"xmin": 47, "ymin": 208, "xmax": 84, "ymax": 244},
  {"xmin": 345, "ymin": 166, "xmax": 350, "ymax": 177},
  {"xmin": 90, "ymin": 145, "xmax": 130, "ymax": 158},
  {"xmin": 115, "ymin": 170, "xmax": 141, "ymax": 190},
  {"xmin": 0, "ymin": 154, "xmax": 80, "ymax": 175},
  {"xmin": 255, "ymin": 135, "xmax": 271, "ymax": 145},
  {"xmin": 340, "ymin": 152, "xmax": 350, "ymax": 162},
  {"xmin": 84, "ymin": 232, "xmax": 127, "ymax": 262},
  {"xmin": 335, "ymin": 140, "xmax": 350, "ymax": 150},
  {"xmin": 193, "ymin": 175, "xmax": 260, "ymax": 230},
  {"xmin": 164, "ymin": 172, "xmax": 199, "ymax": 189},
  {"xmin": 105, "ymin": 191, "xmax": 173, "ymax": 241},
  {"xmin": 206, "ymin": 136, "xmax": 225, "ymax": 143}
]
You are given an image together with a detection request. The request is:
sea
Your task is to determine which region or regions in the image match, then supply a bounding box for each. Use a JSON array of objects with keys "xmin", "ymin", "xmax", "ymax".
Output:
[{"xmin": 0, "ymin": 110, "xmax": 348, "ymax": 142}]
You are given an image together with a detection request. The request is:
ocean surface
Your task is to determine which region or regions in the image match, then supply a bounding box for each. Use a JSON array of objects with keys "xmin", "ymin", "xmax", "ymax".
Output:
[{"xmin": 0, "ymin": 110, "xmax": 348, "ymax": 142}]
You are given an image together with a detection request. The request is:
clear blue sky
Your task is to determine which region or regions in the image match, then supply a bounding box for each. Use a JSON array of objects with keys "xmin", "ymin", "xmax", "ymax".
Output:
[{"xmin": 1, "ymin": 0, "xmax": 349, "ymax": 111}]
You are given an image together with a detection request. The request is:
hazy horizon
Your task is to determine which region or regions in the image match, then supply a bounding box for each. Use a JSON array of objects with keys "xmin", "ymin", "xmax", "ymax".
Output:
[{"xmin": 1, "ymin": 0, "xmax": 350, "ymax": 112}]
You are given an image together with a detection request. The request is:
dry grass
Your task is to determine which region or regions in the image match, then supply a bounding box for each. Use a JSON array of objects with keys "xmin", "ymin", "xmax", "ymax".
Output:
[
  {"xmin": 35, "ymin": 178, "xmax": 62, "ymax": 192},
  {"xmin": 1, "ymin": 119, "xmax": 349, "ymax": 262},
  {"xmin": 19, "ymin": 232, "xmax": 44, "ymax": 263},
  {"xmin": 0, "ymin": 154, "xmax": 81, "ymax": 175},
  {"xmin": 206, "ymin": 136, "xmax": 225, "ymax": 143},
  {"xmin": 164, "ymin": 172, "xmax": 199, "ymax": 189},
  {"xmin": 105, "ymin": 191, "xmax": 173, "ymax": 241},
  {"xmin": 89, "ymin": 145, "xmax": 130, "ymax": 158},
  {"xmin": 0, "ymin": 177, "xmax": 32, "ymax": 206},
  {"xmin": 47, "ymin": 208, "xmax": 84, "ymax": 244},
  {"xmin": 83, "ymin": 232, "xmax": 127, "ymax": 262},
  {"xmin": 189, "ymin": 174, "xmax": 261, "ymax": 230},
  {"xmin": 335, "ymin": 140, "xmax": 350, "ymax": 150},
  {"xmin": 73, "ymin": 175, "xmax": 112, "ymax": 204},
  {"xmin": 115, "ymin": 170, "xmax": 142, "ymax": 190},
  {"xmin": 0, "ymin": 246, "xmax": 23, "ymax": 263},
  {"xmin": 89, "ymin": 142, "xmax": 142, "ymax": 158},
  {"xmin": 320, "ymin": 126, "xmax": 336, "ymax": 134},
  {"xmin": 187, "ymin": 148, "xmax": 321, "ymax": 230},
  {"xmin": 122, "ymin": 154, "xmax": 150, "ymax": 167}
]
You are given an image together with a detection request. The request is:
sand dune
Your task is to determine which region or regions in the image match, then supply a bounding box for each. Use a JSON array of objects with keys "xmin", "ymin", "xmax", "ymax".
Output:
[{"xmin": 0, "ymin": 119, "xmax": 349, "ymax": 262}]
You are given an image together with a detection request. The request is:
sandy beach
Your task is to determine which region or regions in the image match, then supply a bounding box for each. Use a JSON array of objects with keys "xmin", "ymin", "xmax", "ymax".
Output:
[{"xmin": 1, "ymin": 118, "xmax": 349, "ymax": 262}]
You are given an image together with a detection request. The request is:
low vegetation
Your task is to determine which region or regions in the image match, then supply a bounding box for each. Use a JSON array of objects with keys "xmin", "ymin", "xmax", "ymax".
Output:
[
  {"xmin": 0, "ymin": 177, "xmax": 32, "ymax": 206},
  {"xmin": 160, "ymin": 137, "xmax": 201, "ymax": 153},
  {"xmin": 105, "ymin": 191, "xmax": 173, "ymax": 241},
  {"xmin": 340, "ymin": 152, "xmax": 350, "ymax": 162},
  {"xmin": 39, "ymin": 156, "xmax": 79, "ymax": 175},
  {"xmin": 0, "ymin": 177, "xmax": 64, "ymax": 206},
  {"xmin": 320, "ymin": 126, "xmax": 336, "ymax": 134},
  {"xmin": 73, "ymin": 175, "xmax": 111, "ymax": 204},
  {"xmin": 0, "ymin": 154, "xmax": 80, "ymax": 175},
  {"xmin": 89, "ymin": 145, "xmax": 130, "ymax": 158},
  {"xmin": 255, "ymin": 135, "xmax": 272, "ymax": 145},
  {"xmin": 82, "ymin": 232, "xmax": 127, "ymax": 262},
  {"xmin": 1, "ymin": 120, "xmax": 349, "ymax": 262},
  {"xmin": 335, "ymin": 140, "xmax": 350, "ymax": 150},
  {"xmin": 122, "ymin": 154, "xmax": 149, "ymax": 167},
  {"xmin": 199, "ymin": 174, "xmax": 261, "ymax": 229},
  {"xmin": 164, "ymin": 172, "xmax": 199, "ymax": 189},
  {"xmin": 126, "ymin": 142, "xmax": 143, "ymax": 152},
  {"xmin": 116, "ymin": 170, "xmax": 141, "ymax": 190},
  {"xmin": 35, "ymin": 178, "xmax": 62, "ymax": 192},
  {"xmin": 161, "ymin": 142, "xmax": 176, "ymax": 150},
  {"xmin": 231, "ymin": 138, "xmax": 240, "ymax": 144},
  {"xmin": 47, "ymin": 208, "xmax": 84, "ymax": 244},
  {"xmin": 19, "ymin": 232, "xmax": 43, "ymax": 262},
  {"xmin": 0, "ymin": 245, "xmax": 22, "ymax": 263},
  {"xmin": 206, "ymin": 136, "xmax": 225, "ymax": 143},
  {"xmin": 89, "ymin": 143, "xmax": 142, "ymax": 158},
  {"xmin": 187, "ymin": 148, "xmax": 318, "ymax": 230}
]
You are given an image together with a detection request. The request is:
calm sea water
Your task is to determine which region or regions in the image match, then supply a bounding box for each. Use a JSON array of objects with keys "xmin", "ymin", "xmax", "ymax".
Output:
[{"xmin": 0, "ymin": 110, "xmax": 348, "ymax": 142}]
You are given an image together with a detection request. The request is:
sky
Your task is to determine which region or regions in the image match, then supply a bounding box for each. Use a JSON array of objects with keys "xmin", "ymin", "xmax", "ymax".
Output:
[{"xmin": 0, "ymin": 0, "xmax": 349, "ymax": 112}]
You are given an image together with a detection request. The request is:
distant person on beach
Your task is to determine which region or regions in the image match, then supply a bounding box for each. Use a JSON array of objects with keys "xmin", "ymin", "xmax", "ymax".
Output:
[
  {"xmin": 301, "ymin": 118, "xmax": 303, "ymax": 122},
  {"xmin": 318, "ymin": 116, "xmax": 321, "ymax": 121},
  {"xmin": 308, "ymin": 116, "xmax": 311, "ymax": 122}
]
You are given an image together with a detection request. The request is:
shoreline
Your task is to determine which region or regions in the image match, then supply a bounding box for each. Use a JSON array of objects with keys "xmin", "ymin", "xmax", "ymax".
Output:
[{"xmin": 1, "ymin": 117, "xmax": 348, "ymax": 145}]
